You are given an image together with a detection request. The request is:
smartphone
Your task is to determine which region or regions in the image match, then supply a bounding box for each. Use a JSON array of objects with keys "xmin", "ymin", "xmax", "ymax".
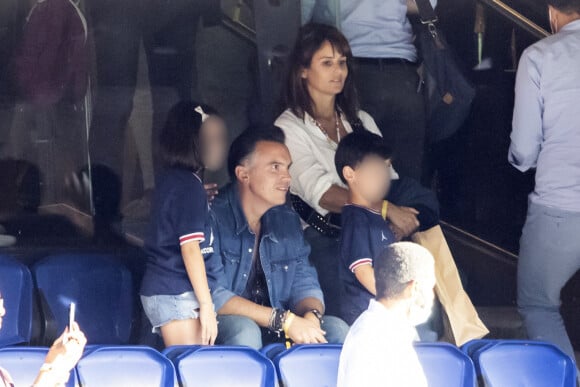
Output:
[{"xmin": 69, "ymin": 302, "xmax": 76, "ymax": 329}]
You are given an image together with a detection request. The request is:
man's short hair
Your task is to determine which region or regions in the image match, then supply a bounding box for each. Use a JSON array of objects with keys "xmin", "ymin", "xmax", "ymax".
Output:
[
  {"xmin": 374, "ymin": 242, "xmax": 435, "ymax": 301},
  {"xmin": 334, "ymin": 131, "xmax": 392, "ymax": 184},
  {"xmin": 547, "ymin": 0, "xmax": 580, "ymax": 13},
  {"xmin": 227, "ymin": 125, "xmax": 286, "ymax": 178}
]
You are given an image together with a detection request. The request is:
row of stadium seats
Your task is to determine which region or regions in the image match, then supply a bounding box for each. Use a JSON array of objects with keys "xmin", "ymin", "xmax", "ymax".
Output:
[
  {"xmin": 0, "ymin": 254, "xmax": 576, "ymax": 386},
  {"xmin": 0, "ymin": 254, "xmax": 133, "ymax": 347},
  {"xmin": 0, "ymin": 341, "xmax": 575, "ymax": 387}
]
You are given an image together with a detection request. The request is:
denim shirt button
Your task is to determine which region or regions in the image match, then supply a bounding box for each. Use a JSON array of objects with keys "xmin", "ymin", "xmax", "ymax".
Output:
[
  {"xmin": 248, "ymin": 248, "xmax": 253, "ymax": 253},
  {"xmin": 283, "ymin": 265, "xmax": 289, "ymax": 271}
]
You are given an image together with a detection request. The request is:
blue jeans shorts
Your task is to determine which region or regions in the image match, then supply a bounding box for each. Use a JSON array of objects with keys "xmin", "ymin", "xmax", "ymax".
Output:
[{"xmin": 141, "ymin": 291, "xmax": 200, "ymax": 334}]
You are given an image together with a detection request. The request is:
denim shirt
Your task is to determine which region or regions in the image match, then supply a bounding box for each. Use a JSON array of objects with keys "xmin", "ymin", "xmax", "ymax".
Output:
[{"xmin": 206, "ymin": 183, "xmax": 324, "ymax": 312}]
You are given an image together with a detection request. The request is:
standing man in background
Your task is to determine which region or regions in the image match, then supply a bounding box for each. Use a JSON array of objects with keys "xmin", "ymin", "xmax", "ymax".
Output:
[{"xmin": 508, "ymin": 0, "xmax": 580, "ymax": 372}]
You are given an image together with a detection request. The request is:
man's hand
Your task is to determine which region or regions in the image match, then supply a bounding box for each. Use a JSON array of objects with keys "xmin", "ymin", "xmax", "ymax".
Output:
[
  {"xmin": 303, "ymin": 311, "xmax": 321, "ymax": 328},
  {"xmin": 286, "ymin": 315, "xmax": 327, "ymax": 344},
  {"xmin": 387, "ymin": 203, "xmax": 420, "ymax": 239}
]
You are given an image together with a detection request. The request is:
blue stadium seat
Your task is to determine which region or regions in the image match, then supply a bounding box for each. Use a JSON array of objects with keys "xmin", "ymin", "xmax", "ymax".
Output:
[
  {"xmin": 164, "ymin": 345, "xmax": 276, "ymax": 387},
  {"xmin": 460, "ymin": 339, "xmax": 496, "ymax": 358},
  {"xmin": 260, "ymin": 343, "xmax": 286, "ymax": 359},
  {"xmin": 76, "ymin": 345, "xmax": 175, "ymax": 387},
  {"xmin": 460, "ymin": 339, "xmax": 498, "ymax": 375},
  {"xmin": 475, "ymin": 341, "xmax": 577, "ymax": 387},
  {"xmin": 273, "ymin": 344, "xmax": 342, "ymax": 387},
  {"xmin": 0, "ymin": 347, "xmax": 77, "ymax": 387},
  {"xmin": 32, "ymin": 254, "xmax": 132, "ymax": 344},
  {"xmin": 0, "ymin": 255, "xmax": 33, "ymax": 347},
  {"xmin": 414, "ymin": 342, "xmax": 476, "ymax": 387}
]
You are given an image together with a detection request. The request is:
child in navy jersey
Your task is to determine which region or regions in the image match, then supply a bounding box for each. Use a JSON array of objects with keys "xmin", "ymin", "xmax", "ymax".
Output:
[
  {"xmin": 140, "ymin": 101, "xmax": 220, "ymax": 346},
  {"xmin": 335, "ymin": 130, "xmax": 396, "ymax": 325}
]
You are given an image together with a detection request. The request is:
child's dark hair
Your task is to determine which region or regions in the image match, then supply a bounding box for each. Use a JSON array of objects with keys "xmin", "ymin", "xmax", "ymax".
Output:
[
  {"xmin": 335, "ymin": 130, "xmax": 392, "ymax": 184},
  {"xmin": 227, "ymin": 125, "xmax": 286, "ymax": 179},
  {"xmin": 160, "ymin": 101, "xmax": 218, "ymax": 173}
]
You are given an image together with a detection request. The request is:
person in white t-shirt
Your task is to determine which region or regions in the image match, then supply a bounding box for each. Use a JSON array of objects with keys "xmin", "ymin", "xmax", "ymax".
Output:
[{"xmin": 337, "ymin": 242, "xmax": 436, "ymax": 387}]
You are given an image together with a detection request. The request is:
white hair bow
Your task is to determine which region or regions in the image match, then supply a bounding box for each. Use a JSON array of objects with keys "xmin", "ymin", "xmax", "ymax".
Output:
[{"xmin": 195, "ymin": 105, "xmax": 210, "ymax": 123}]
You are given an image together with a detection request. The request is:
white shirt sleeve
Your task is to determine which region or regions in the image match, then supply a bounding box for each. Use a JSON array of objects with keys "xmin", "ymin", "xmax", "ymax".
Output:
[
  {"xmin": 276, "ymin": 111, "xmax": 338, "ymax": 215},
  {"xmin": 508, "ymin": 47, "xmax": 543, "ymax": 172}
]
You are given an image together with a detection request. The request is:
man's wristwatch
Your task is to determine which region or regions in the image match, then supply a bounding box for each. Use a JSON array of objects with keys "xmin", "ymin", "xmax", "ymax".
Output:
[{"xmin": 308, "ymin": 309, "xmax": 324, "ymax": 325}]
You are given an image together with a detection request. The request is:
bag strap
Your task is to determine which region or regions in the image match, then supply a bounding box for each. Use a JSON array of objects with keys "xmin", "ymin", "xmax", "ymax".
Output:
[
  {"xmin": 414, "ymin": 0, "xmax": 445, "ymax": 48},
  {"xmin": 414, "ymin": 0, "xmax": 438, "ymax": 24}
]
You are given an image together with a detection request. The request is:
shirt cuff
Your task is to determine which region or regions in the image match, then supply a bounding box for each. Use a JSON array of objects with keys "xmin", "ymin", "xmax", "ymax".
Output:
[
  {"xmin": 211, "ymin": 287, "xmax": 237, "ymax": 313},
  {"xmin": 179, "ymin": 232, "xmax": 205, "ymax": 246},
  {"xmin": 290, "ymin": 288, "xmax": 325, "ymax": 311},
  {"xmin": 349, "ymin": 258, "xmax": 373, "ymax": 273}
]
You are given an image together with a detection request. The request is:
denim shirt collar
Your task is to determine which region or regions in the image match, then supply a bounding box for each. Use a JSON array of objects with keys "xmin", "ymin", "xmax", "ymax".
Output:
[
  {"xmin": 562, "ymin": 19, "xmax": 580, "ymax": 33},
  {"xmin": 225, "ymin": 183, "xmax": 279, "ymax": 243}
]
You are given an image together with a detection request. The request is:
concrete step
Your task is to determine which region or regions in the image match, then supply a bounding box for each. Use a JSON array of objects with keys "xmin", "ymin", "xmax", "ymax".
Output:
[{"xmin": 476, "ymin": 306, "xmax": 527, "ymax": 340}]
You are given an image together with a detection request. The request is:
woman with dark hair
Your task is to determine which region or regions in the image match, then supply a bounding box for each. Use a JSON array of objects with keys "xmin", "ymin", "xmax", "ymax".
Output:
[
  {"xmin": 275, "ymin": 24, "xmax": 488, "ymax": 346},
  {"xmin": 140, "ymin": 101, "xmax": 219, "ymax": 347},
  {"xmin": 275, "ymin": 23, "xmax": 439, "ymax": 315}
]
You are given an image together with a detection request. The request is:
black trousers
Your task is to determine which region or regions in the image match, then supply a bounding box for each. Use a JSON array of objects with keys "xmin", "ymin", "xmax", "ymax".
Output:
[
  {"xmin": 87, "ymin": 0, "xmax": 203, "ymax": 175},
  {"xmin": 355, "ymin": 59, "xmax": 427, "ymax": 182}
]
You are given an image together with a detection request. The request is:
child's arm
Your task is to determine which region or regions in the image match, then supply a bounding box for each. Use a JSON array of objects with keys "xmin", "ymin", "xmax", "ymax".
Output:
[
  {"xmin": 181, "ymin": 241, "xmax": 218, "ymax": 345},
  {"xmin": 354, "ymin": 265, "xmax": 377, "ymax": 296}
]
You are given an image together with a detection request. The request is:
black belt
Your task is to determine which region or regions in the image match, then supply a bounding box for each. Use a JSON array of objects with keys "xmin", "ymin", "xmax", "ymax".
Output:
[
  {"xmin": 290, "ymin": 194, "xmax": 341, "ymax": 239},
  {"xmin": 354, "ymin": 57, "xmax": 416, "ymax": 67}
]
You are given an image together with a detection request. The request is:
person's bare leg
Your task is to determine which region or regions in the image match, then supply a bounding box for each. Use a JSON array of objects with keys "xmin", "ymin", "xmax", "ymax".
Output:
[{"xmin": 160, "ymin": 318, "xmax": 202, "ymax": 346}]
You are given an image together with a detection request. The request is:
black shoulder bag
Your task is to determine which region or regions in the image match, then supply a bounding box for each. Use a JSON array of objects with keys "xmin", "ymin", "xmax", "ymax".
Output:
[{"xmin": 414, "ymin": 0, "xmax": 476, "ymax": 143}]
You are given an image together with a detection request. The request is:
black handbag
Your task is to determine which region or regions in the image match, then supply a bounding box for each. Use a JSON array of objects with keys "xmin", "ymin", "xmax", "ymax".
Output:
[{"xmin": 414, "ymin": 0, "xmax": 476, "ymax": 144}]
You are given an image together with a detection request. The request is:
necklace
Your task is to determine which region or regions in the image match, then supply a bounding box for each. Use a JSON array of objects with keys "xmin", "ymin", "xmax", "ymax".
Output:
[{"xmin": 313, "ymin": 111, "xmax": 341, "ymax": 148}]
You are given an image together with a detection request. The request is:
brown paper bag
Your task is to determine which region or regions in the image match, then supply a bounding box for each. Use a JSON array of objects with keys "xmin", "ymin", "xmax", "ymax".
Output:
[{"xmin": 413, "ymin": 225, "xmax": 489, "ymax": 346}]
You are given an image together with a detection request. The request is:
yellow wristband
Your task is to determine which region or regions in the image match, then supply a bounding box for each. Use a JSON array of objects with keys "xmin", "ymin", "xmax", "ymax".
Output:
[
  {"xmin": 282, "ymin": 312, "xmax": 296, "ymax": 334},
  {"xmin": 381, "ymin": 200, "xmax": 389, "ymax": 220}
]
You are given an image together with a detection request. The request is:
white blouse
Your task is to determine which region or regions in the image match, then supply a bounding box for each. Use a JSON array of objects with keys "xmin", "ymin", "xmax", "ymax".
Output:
[{"xmin": 275, "ymin": 109, "xmax": 399, "ymax": 216}]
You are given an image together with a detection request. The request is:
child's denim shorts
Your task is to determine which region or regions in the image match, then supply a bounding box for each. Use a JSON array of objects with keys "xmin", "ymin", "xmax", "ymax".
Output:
[{"xmin": 141, "ymin": 291, "xmax": 200, "ymax": 334}]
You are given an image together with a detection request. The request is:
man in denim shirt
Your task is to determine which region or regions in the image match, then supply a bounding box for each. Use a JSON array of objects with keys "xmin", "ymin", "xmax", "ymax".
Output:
[{"xmin": 206, "ymin": 127, "xmax": 349, "ymax": 349}]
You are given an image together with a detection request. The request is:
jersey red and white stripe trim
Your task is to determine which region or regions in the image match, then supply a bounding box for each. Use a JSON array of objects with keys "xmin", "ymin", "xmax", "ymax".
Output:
[
  {"xmin": 349, "ymin": 258, "xmax": 373, "ymax": 273},
  {"xmin": 179, "ymin": 232, "xmax": 205, "ymax": 246}
]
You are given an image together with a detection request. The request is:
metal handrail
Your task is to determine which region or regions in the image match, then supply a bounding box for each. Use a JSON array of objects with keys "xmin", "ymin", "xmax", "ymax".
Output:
[{"xmin": 477, "ymin": 0, "xmax": 550, "ymax": 39}]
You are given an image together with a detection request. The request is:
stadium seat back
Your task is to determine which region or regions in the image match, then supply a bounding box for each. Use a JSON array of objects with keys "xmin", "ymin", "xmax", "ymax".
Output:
[
  {"xmin": 414, "ymin": 343, "xmax": 476, "ymax": 387},
  {"xmin": 477, "ymin": 341, "xmax": 577, "ymax": 387},
  {"xmin": 461, "ymin": 339, "xmax": 496, "ymax": 358},
  {"xmin": 0, "ymin": 347, "xmax": 77, "ymax": 387},
  {"xmin": 0, "ymin": 255, "xmax": 33, "ymax": 346},
  {"xmin": 76, "ymin": 345, "xmax": 175, "ymax": 387},
  {"xmin": 167, "ymin": 345, "xmax": 276, "ymax": 387},
  {"xmin": 32, "ymin": 254, "xmax": 132, "ymax": 344},
  {"xmin": 260, "ymin": 343, "xmax": 286, "ymax": 359},
  {"xmin": 274, "ymin": 344, "xmax": 342, "ymax": 387}
]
